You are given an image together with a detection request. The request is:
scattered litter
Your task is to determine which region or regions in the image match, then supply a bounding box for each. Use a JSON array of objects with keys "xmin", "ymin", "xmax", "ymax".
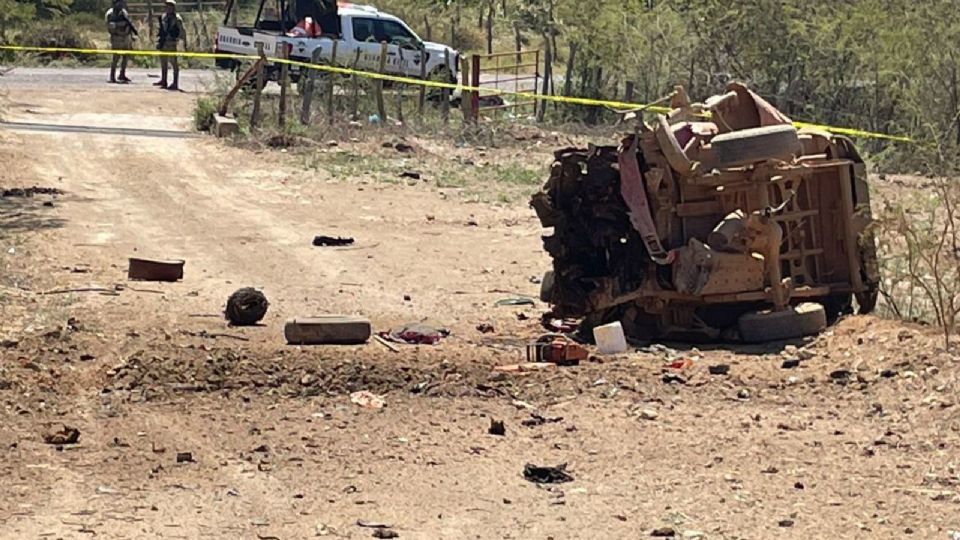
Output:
[
  {"xmin": 357, "ymin": 520, "xmax": 393, "ymax": 529},
  {"xmin": 667, "ymin": 359, "xmax": 695, "ymax": 371},
  {"xmin": 488, "ymin": 419, "xmax": 506, "ymax": 436},
  {"xmin": 496, "ymin": 297, "xmax": 535, "ymax": 307},
  {"xmin": 521, "ymin": 413, "xmax": 563, "ymax": 427},
  {"xmin": 493, "ymin": 362, "xmax": 557, "ymax": 373},
  {"xmin": 593, "ymin": 321, "xmax": 628, "ymax": 355},
  {"xmin": 544, "ymin": 317, "xmax": 579, "ymax": 333},
  {"xmin": 350, "ymin": 391, "xmax": 386, "ymax": 410},
  {"xmin": 313, "ymin": 235, "xmax": 355, "ymax": 247},
  {"xmin": 176, "ymin": 452, "xmax": 195, "ymax": 463},
  {"xmin": 708, "ymin": 364, "xmax": 730, "ymax": 375},
  {"xmin": 372, "ymin": 334, "xmax": 400, "ymax": 352},
  {"xmin": 526, "ymin": 334, "xmax": 588, "ymax": 366},
  {"xmin": 523, "ymin": 463, "xmax": 574, "ymax": 484},
  {"xmin": 379, "ymin": 324, "xmax": 449, "ymax": 345},
  {"xmin": 127, "ymin": 258, "xmax": 184, "ymax": 282},
  {"xmin": 225, "ymin": 288, "xmax": 269, "ymax": 326},
  {"xmin": 43, "ymin": 425, "xmax": 80, "ymax": 445}
]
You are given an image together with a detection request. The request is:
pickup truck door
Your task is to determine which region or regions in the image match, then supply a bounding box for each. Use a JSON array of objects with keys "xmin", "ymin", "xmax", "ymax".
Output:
[{"xmin": 347, "ymin": 16, "xmax": 422, "ymax": 76}]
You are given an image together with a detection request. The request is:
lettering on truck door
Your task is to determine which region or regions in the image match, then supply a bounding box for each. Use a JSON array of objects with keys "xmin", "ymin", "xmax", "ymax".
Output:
[{"xmin": 349, "ymin": 17, "xmax": 384, "ymax": 72}]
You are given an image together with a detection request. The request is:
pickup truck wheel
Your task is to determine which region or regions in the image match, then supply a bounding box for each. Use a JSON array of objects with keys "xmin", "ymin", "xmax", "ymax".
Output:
[
  {"xmin": 711, "ymin": 125, "xmax": 801, "ymax": 167},
  {"xmin": 738, "ymin": 302, "xmax": 827, "ymax": 343}
]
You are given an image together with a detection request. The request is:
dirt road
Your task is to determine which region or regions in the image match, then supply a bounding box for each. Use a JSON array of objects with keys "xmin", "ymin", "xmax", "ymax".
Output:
[{"xmin": 1, "ymin": 72, "xmax": 959, "ymax": 539}]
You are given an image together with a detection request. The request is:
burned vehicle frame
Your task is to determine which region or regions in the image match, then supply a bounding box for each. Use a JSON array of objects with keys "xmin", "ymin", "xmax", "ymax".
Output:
[{"xmin": 532, "ymin": 83, "xmax": 880, "ymax": 342}]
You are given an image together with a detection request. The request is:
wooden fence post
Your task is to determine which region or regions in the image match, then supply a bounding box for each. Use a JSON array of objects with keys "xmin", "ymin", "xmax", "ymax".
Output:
[
  {"xmin": 441, "ymin": 49, "xmax": 451, "ymax": 124},
  {"xmin": 375, "ymin": 41, "xmax": 388, "ymax": 123},
  {"xmin": 395, "ymin": 48, "xmax": 405, "ymax": 125},
  {"xmin": 327, "ymin": 40, "xmax": 339, "ymax": 124},
  {"xmin": 350, "ymin": 47, "xmax": 361, "ymax": 121},
  {"xmin": 418, "ymin": 49, "xmax": 427, "ymax": 115},
  {"xmin": 279, "ymin": 45, "xmax": 289, "ymax": 129},
  {"xmin": 300, "ymin": 47, "xmax": 322, "ymax": 125},
  {"xmin": 147, "ymin": 0, "xmax": 155, "ymax": 39},
  {"xmin": 251, "ymin": 43, "xmax": 266, "ymax": 129}
]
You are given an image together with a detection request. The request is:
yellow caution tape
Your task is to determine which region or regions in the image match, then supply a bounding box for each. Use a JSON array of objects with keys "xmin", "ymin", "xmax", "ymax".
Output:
[{"xmin": 0, "ymin": 44, "xmax": 912, "ymax": 143}]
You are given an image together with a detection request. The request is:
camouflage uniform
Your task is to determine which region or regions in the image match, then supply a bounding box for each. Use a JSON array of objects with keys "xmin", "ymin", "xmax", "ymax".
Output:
[
  {"xmin": 156, "ymin": 3, "xmax": 186, "ymax": 89},
  {"xmin": 105, "ymin": 7, "xmax": 134, "ymax": 50},
  {"xmin": 105, "ymin": 3, "xmax": 134, "ymax": 83}
]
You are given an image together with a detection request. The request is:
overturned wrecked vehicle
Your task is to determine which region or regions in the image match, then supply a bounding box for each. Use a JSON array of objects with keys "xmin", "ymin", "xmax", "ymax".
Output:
[{"xmin": 531, "ymin": 83, "xmax": 880, "ymax": 342}]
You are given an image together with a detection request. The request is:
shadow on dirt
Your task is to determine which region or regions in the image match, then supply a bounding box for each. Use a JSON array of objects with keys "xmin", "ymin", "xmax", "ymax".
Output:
[{"xmin": 0, "ymin": 191, "xmax": 66, "ymax": 236}]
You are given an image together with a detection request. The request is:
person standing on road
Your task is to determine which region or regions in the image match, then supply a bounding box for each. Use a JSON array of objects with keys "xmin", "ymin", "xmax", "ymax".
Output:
[
  {"xmin": 155, "ymin": 0, "xmax": 186, "ymax": 91},
  {"xmin": 105, "ymin": 0, "xmax": 138, "ymax": 83}
]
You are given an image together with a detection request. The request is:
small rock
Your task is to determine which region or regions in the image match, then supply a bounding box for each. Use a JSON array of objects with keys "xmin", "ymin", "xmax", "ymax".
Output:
[
  {"xmin": 176, "ymin": 451, "xmax": 194, "ymax": 463},
  {"xmin": 794, "ymin": 481, "xmax": 805, "ymax": 490},
  {"xmin": 778, "ymin": 519, "xmax": 795, "ymax": 528},
  {"xmin": 651, "ymin": 527, "xmax": 676, "ymax": 537},
  {"xmin": 488, "ymin": 419, "xmax": 506, "ymax": 436},
  {"xmin": 662, "ymin": 373, "xmax": 686, "ymax": 385},
  {"xmin": 708, "ymin": 364, "xmax": 730, "ymax": 376},
  {"xmin": 43, "ymin": 425, "xmax": 80, "ymax": 445},
  {"xmin": 737, "ymin": 389, "xmax": 751, "ymax": 400},
  {"xmin": 301, "ymin": 374, "xmax": 314, "ymax": 386},
  {"xmin": 830, "ymin": 369, "xmax": 851, "ymax": 380},
  {"xmin": 880, "ymin": 368, "xmax": 897, "ymax": 378},
  {"xmin": 638, "ymin": 409, "xmax": 659, "ymax": 421},
  {"xmin": 781, "ymin": 359, "xmax": 801, "ymax": 369},
  {"xmin": 476, "ymin": 323, "xmax": 496, "ymax": 334},
  {"xmin": 683, "ymin": 532, "xmax": 705, "ymax": 539},
  {"xmin": 372, "ymin": 528, "xmax": 399, "ymax": 539}
]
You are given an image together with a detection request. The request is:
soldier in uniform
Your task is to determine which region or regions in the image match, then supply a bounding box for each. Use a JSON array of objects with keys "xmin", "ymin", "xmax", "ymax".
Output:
[
  {"xmin": 154, "ymin": 0, "xmax": 187, "ymax": 90},
  {"xmin": 105, "ymin": 0, "xmax": 137, "ymax": 83}
]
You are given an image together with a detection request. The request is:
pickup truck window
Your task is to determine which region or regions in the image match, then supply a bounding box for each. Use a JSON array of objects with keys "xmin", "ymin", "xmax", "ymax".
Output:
[
  {"xmin": 352, "ymin": 18, "xmax": 377, "ymax": 42},
  {"xmin": 352, "ymin": 17, "xmax": 417, "ymax": 46}
]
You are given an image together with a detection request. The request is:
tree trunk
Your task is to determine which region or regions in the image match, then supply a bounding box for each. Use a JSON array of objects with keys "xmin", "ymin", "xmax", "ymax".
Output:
[{"xmin": 485, "ymin": 1, "xmax": 494, "ymax": 54}]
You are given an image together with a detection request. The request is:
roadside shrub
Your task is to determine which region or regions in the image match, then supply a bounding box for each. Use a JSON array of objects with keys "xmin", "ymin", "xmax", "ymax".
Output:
[
  {"xmin": 18, "ymin": 19, "xmax": 96, "ymax": 62},
  {"xmin": 876, "ymin": 174, "xmax": 960, "ymax": 349},
  {"xmin": 194, "ymin": 96, "xmax": 218, "ymax": 132}
]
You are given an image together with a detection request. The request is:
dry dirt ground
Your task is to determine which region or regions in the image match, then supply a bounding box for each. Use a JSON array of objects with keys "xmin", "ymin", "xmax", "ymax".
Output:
[{"xmin": 2, "ymin": 69, "xmax": 960, "ymax": 540}]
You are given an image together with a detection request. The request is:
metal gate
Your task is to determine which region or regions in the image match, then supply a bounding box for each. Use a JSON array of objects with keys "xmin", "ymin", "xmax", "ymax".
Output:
[{"xmin": 468, "ymin": 50, "xmax": 540, "ymax": 121}]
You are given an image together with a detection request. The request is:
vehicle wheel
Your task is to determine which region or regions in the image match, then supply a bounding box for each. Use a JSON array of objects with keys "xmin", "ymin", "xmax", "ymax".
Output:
[
  {"xmin": 711, "ymin": 125, "xmax": 801, "ymax": 167},
  {"xmin": 738, "ymin": 302, "xmax": 827, "ymax": 343},
  {"xmin": 822, "ymin": 294, "xmax": 853, "ymax": 324},
  {"xmin": 540, "ymin": 270, "xmax": 555, "ymax": 303}
]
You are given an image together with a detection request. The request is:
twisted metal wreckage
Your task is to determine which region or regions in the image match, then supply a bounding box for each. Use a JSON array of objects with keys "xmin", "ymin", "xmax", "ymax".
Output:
[{"xmin": 532, "ymin": 83, "xmax": 881, "ymax": 343}]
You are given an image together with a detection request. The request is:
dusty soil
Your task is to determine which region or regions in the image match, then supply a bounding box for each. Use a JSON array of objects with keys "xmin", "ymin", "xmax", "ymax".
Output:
[{"xmin": 1, "ymin": 71, "xmax": 959, "ymax": 540}]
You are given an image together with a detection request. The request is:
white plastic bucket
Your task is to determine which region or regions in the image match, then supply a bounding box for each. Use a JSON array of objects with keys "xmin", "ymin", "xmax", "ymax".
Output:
[{"xmin": 593, "ymin": 321, "xmax": 628, "ymax": 355}]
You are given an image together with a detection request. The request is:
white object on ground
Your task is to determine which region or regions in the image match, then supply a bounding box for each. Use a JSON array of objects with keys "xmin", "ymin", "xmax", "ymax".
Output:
[{"xmin": 593, "ymin": 321, "xmax": 628, "ymax": 355}]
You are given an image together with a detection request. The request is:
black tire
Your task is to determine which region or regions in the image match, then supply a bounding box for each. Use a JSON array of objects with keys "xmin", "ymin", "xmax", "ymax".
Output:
[
  {"xmin": 540, "ymin": 270, "xmax": 555, "ymax": 303},
  {"xmin": 738, "ymin": 302, "xmax": 827, "ymax": 343},
  {"xmin": 711, "ymin": 125, "xmax": 801, "ymax": 167},
  {"xmin": 822, "ymin": 294, "xmax": 854, "ymax": 324}
]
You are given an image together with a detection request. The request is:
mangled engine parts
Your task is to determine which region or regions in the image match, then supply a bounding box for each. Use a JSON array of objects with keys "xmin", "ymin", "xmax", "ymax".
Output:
[{"xmin": 532, "ymin": 82, "xmax": 879, "ymax": 342}]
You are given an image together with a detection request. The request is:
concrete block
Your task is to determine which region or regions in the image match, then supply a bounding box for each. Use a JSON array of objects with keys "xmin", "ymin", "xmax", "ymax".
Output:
[{"xmin": 213, "ymin": 114, "xmax": 240, "ymax": 138}]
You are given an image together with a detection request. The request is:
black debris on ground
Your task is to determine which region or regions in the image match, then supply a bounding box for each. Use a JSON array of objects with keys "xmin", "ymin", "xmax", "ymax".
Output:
[
  {"xmin": 313, "ymin": 236, "xmax": 355, "ymax": 247},
  {"xmin": 224, "ymin": 288, "xmax": 269, "ymax": 326},
  {"xmin": 523, "ymin": 463, "xmax": 574, "ymax": 484}
]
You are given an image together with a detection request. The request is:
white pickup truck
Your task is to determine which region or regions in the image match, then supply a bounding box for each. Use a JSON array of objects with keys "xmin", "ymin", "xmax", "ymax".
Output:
[{"xmin": 215, "ymin": 2, "xmax": 460, "ymax": 85}]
